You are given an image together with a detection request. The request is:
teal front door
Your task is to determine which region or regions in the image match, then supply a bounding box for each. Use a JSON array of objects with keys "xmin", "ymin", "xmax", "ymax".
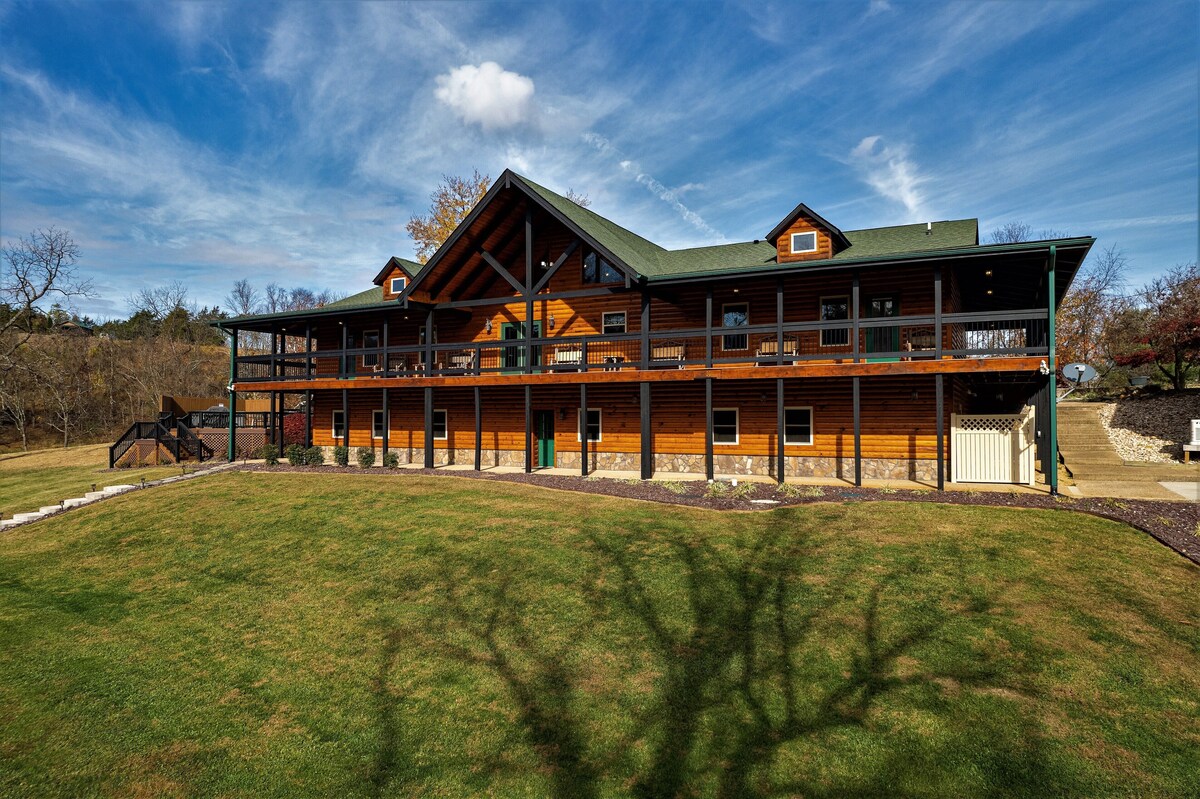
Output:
[
  {"xmin": 865, "ymin": 296, "xmax": 900, "ymax": 361},
  {"xmin": 501, "ymin": 321, "xmax": 543, "ymax": 374},
  {"xmin": 534, "ymin": 410, "xmax": 555, "ymax": 468}
]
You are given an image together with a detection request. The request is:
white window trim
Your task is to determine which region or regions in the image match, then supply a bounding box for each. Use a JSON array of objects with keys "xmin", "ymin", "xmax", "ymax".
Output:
[
  {"xmin": 332, "ymin": 409, "xmax": 345, "ymax": 440},
  {"xmin": 362, "ymin": 329, "xmax": 380, "ymax": 367},
  {"xmin": 432, "ymin": 409, "xmax": 448, "ymax": 440},
  {"xmin": 372, "ymin": 409, "xmax": 387, "ymax": 440},
  {"xmin": 784, "ymin": 406, "xmax": 814, "ymax": 446},
  {"xmin": 576, "ymin": 408, "xmax": 602, "ymax": 443},
  {"xmin": 721, "ymin": 302, "xmax": 750, "ymax": 352},
  {"xmin": 601, "ymin": 311, "xmax": 627, "ymax": 335},
  {"xmin": 712, "ymin": 407, "xmax": 739, "ymax": 446},
  {"xmin": 389, "ymin": 276, "xmax": 407, "ymax": 294},
  {"xmin": 790, "ymin": 231, "xmax": 818, "ymax": 254},
  {"xmin": 819, "ymin": 295, "xmax": 850, "ymax": 348}
]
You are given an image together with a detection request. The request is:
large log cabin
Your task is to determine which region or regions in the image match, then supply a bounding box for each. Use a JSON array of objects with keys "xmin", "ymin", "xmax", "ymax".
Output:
[{"xmin": 218, "ymin": 169, "xmax": 1093, "ymax": 491}]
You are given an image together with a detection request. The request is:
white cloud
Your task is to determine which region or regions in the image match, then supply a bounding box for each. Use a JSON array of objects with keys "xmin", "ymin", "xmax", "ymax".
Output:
[
  {"xmin": 434, "ymin": 62, "xmax": 536, "ymax": 132},
  {"xmin": 849, "ymin": 135, "xmax": 930, "ymax": 220},
  {"xmin": 865, "ymin": 0, "xmax": 893, "ymax": 19}
]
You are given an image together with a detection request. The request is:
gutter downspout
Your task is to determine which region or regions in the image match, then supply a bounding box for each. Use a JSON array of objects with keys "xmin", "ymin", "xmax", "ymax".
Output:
[{"xmin": 1047, "ymin": 245, "xmax": 1057, "ymax": 495}]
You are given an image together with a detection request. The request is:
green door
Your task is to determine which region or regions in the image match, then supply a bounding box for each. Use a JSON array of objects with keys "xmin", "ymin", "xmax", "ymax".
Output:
[
  {"xmin": 534, "ymin": 410, "xmax": 555, "ymax": 468},
  {"xmin": 865, "ymin": 296, "xmax": 900, "ymax": 362},
  {"xmin": 500, "ymin": 321, "xmax": 543, "ymax": 374}
]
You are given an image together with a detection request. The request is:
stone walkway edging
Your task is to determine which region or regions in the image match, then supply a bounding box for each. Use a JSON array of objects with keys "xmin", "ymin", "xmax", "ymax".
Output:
[{"xmin": 0, "ymin": 461, "xmax": 241, "ymax": 532}]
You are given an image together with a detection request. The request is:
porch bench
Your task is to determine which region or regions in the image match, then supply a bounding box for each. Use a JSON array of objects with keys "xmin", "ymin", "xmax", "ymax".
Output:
[
  {"xmin": 553, "ymin": 347, "xmax": 584, "ymax": 371},
  {"xmin": 651, "ymin": 341, "xmax": 686, "ymax": 368},
  {"xmin": 754, "ymin": 336, "xmax": 798, "ymax": 364}
]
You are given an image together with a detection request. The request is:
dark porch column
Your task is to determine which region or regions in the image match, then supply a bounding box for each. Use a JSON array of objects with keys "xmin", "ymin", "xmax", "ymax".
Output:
[
  {"xmin": 227, "ymin": 326, "xmax": 237, "ymax": 462},
  {"xmin": 342, "ymin": 388, "xmax": 350, "ymax": 450},
  {"xmin": 304, "ymin": 389, "xmax": 312, "ymax": 448},
  {"xmin": 524, "ymin": 385, "xmax": 532, "ymax": 473},
  {"xmin": 579, "ymin": 382, "xmax": 588, "ymax": 477},
  {"xmin": 474, "ymin": 386, "xmax": 482, "ymax": 471},
  {"xmin": 704, "ymin": 377, "xmax": 714, "ymax": 480},
  {"xmin": 852, "ymin": 377, "xmax": 862, "ymax": 487},
  {"xmin": 381, "ymin": 387, "xmax": 389, "ymax": 461},
  {"xmin": 424, "ymin": 386, "xmax": 434, "ymax": 469},
  {"xmin": 640, "ymin": 382, "xmax": 652, "ymax": 480},
  {"xmin": 340, "ymin": 322, "xmax": 349, "ymax": 377},
  {"xmin": 776, "ymin": 377, "xmax": 786, "ymax": 483},
  {"xmin": 936, "ymin": 374, "xmax": 945, "ymax": 490},
  {"xmin": 852, "ymin": 274, "xmax": 860, "ymax": 363},
  {"xmin": 525, "ymin": 210, "xmax": 534, "ymax": 375}
]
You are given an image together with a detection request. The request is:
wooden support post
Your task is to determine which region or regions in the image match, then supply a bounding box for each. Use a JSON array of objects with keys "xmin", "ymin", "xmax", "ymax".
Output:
[
  {"xmin": 424, "ymin": 310, "xmax": 435, "ymax": 375},
  {"xmin": 305, "ymin": 323, "xmax": 312, "ymax": 378},
  {"xmin": 934, "ymin": 266, "xmax": 943, "ymax": 360},
  {"xmin": 580, "ymin": 382, "xmax": 589, "ymax": 477},
  {"xmin": 776, "ymin": 277, "xmax": 785, "ymax": 366},
  {"xmin": 524, "ymin": 385, "xmax": 532, "ymax": 473},
  {"xmin": 382, "ymin": 318, "xmax": 389, "ymax": 375},
  {"xmin": 1047, "ymin": 246, "xmax": 1058, "ymax": 495},
  {"xmin": 640, "ymin": 292, "xmax": 650, "ymax": 370},
  {"xmin": 704, "ymin": 377, "xmax": 714, "ymax": 481},
  {"xmin": 381, "ymin": 387, "xmax": 389, "ymax": 461},
  {"xmin": 424, "ymin": 386, "xmax": 434, "ymax": 469},
  {"xmin": 935, "ymin": 373, "xmax": 945, "ymax": 490},
  {"xmin": 776, "ymin": 377, "xmax": 786, "ymax": 483},
  {"xmin": 278, "ymin": 391, "xmax": 286, "ymax": 449},
  {"xmin": 705, "ymin": 287, "xmax": 713, "ymax": 367},
  {"xmin": 342, "ymin": 388, "xmax": 350, "ymax": 449},
  {"xmin": 340, "ymin": 323, "xmax": 349, "ymax": 378},
  {"xmin": 227, "ymin": 327, "xmax": 237, "ymax": 462},
  {"xmin": 852, "ymin": 376, "xmax": 862, "ymax": 487},
  {"xmin": 852, "ymin": 274, "xmax": 860, "ymax": 363},
  {"xmin": 304, "ymin": 389, "xmax": 312, "ymax": 448},
  {"xmin": 269, "ymin": 391, "xmax": 277, "ymax": 447},
  {"xmin": 640, "ymin": 382, "xmax": 652, "ymax": 479},
  {"xmin": 525, "ymin": 211, "xmax": 534, "ymax": 375},
  {"xmin": 474, "ymin": 386, "xmax": 482, "ymax": 471}
]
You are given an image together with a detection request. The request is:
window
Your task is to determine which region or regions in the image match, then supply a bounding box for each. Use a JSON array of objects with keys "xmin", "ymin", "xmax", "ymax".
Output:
[
  {"xmin": 432, "ymin": 409, "xmax": 447, "ymax": 440},
  {"xmin": 784, "ymin": 407, "xmax": 813, "ymax": 445},
  {"xmin": 332, "ymin": 409, "xmax": 346, "ymax": 439},
  {"xmin": 790, "ymin": 231, "xmax": 818, "ymax": 254},
  {"xmin": 372, "ymin": 410, "xmax": 387, "ymax": 439},
  {"xmin": 712, "ymin": 408, "xmax": 739, "ymax": 445},
  {"xmin": 583, "ymin": 250, "xmax": 622, "ymax": 284},
  {"xmin": 362, "ymin": 330, "xmax": 380, "ymax": 368},
  {"xmin": 820, "ymin": 296, "xmax": 849, "ymax": 346},
  {"xmin": 722, "ymin": 302, "xmax": 749, "ymax": 350},
  {"xmin": 602, "ymin": 311, "xmax": 626, "ymax": 335},
  {"xmin": 418, "ymin": 326, "xmax": 439, "ymax": 345},
  {"xmin": 389, "ymin": 276, "xmax": 407, "ymax": 294},
  {"xmin": 577, "ymin": 409, "xmax": 602, "ymax": 442}
]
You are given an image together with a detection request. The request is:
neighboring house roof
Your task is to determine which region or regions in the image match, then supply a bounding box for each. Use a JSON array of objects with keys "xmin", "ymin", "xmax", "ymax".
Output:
[{"xmin": 765, "ymin": 201, "xmax": 852, "ymax": 250}]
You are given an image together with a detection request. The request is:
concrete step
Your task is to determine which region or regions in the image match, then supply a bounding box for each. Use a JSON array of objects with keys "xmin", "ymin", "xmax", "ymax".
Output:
[
  {"xmin": 84, "ymin": 491, "xmax": 107, "ymax": 500},
  {"xmin": 102, "ymin": 484, "xmax": 136, "ymax": 494},
  {"xmin": 11, "ymin": 511, "xmax": 45, "ymax": 523},
  {"xmin": 38, "ymin": 505, "xmax": 63, "ymax": 515}
]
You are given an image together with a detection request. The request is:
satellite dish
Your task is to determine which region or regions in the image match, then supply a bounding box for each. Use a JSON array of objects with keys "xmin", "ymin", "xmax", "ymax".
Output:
[{"xmin": 1062, "ymin": 363, "xmax": 1097, "ymax": 383}]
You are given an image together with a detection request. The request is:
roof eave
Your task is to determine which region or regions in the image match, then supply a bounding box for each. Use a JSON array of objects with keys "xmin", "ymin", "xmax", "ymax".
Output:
[{"xmin": 765, "ymin": 201, "xmax": 852, "ymax": 250}]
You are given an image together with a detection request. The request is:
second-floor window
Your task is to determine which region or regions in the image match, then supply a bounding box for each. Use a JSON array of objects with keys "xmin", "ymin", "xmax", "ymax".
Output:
[
  {"xmin": 362, "ymin": 330, "xmax": 380, "ymax": 368},
  {"xmin": 820, "ymin": 297, "xmax": 849, "ymax": 347},
  {"xmin": 722, "ymin": 303, "xmax": 749, "ymax": 350},
  {"xmin": 583, "ymin": 250, "xmax": 622, "ymax": 284},
  {"xmin": 389, "ymin": 276, "xmax": 406, "ymax": 294},
  {"xmin": 602, "ymin": 311, "xmax": 626, "ymax": 335}
]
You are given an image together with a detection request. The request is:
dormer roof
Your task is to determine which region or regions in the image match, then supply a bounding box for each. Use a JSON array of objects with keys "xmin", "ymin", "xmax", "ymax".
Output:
[{"xmin": 765, "ymin": 201, "xmax": 851, "ymax": 251}]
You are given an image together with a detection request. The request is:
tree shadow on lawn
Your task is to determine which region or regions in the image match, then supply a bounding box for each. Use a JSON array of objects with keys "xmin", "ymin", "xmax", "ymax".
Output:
[{"xmin": 375, "ymin": 511, "xmax": 1066, "ymax": 798}]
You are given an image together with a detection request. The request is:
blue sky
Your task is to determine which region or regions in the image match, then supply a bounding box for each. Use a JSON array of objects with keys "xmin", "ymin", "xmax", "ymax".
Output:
[{"xmin": 1, "ymin": 0, "xmax": 1196, "ymax": 319}]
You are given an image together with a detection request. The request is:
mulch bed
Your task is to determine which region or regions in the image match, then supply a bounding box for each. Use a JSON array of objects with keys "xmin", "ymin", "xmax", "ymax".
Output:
[{"xmin": 238, "ymin": 464, "xmax": 1200, "ymax": 566}]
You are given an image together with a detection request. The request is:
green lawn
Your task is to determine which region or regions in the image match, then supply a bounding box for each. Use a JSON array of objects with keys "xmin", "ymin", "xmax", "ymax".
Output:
[
  {"xmin": 1, "ymin": 472, "xmax": 1197, "ymax": 798},
  {"xmin": 0, "ymin": 444, "xmax": 180, "ymax": 517}
]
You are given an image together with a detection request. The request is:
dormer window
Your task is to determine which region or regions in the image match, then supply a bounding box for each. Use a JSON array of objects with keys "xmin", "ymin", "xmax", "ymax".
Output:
[
  {"xmin": 789, "ymin": 231, "xmax": 818, "ymax": 254},
  {"xmin": 389, "ymin": 276, "xmax": 407, "ymax": 294}
]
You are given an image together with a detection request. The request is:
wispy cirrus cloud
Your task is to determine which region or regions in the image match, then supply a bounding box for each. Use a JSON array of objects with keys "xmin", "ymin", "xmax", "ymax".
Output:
[{"xmin": 848, "ymin": 136, "xmax": 930, "ymax": 220}]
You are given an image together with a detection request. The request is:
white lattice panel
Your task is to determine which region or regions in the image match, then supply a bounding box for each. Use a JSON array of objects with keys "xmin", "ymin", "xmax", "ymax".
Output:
[{"xmin": 951, "ymin": 410, "xmax": 1035, "ymax": 485}]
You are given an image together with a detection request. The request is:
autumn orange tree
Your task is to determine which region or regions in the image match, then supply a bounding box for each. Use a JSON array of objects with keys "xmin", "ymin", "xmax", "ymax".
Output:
[
  {"xmin": 405, "ymin": 170, "xmax": 491, "ymax": 263},
  {"xmin": 1056, "ymin": 244, "xmax": 1128, "ymax": 372}
]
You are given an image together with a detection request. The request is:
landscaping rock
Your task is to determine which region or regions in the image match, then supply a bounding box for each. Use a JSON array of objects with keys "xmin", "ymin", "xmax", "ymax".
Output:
[{"xmin": 1098, "ymin": 393, "xmax": 1200, "ymax": 463}]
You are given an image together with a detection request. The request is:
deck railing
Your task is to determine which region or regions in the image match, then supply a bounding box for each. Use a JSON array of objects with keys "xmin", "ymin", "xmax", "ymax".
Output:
[{"xmin": 232, "ymin": 309, "xmax": 1049, "ymax": 383}]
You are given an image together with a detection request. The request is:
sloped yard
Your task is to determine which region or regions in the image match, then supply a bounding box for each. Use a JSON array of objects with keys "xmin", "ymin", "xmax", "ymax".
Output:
[
  {"xmin": 1, "ymin": 472, "xmax": 1197, "ymax": 798},
  {"xmin": 0, "ymin": 444, "xmax": 179, "ymax": 517}
]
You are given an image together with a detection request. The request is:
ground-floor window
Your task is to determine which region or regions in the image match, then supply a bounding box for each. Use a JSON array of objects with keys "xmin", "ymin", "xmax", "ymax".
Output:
[
  {"xmin": 372, "ymin": 409, "xmax": 387, "ymax": 439},
  {"xmin": 577, "ymin": 408, "xmax": 602, "ymax": 442},
  {"xmin": 784, "ymin": 406, "xmax": 813, "ymax": 445},
  {"xmin": 712, "ymin": 408, "xmax": 739, "ymax": 444},
  {"xmin": 432, "ymin": 409, "xmax": 447, "ymax": 440},
  {"xmin": 332, "ymin": 409, "xmax": 345, "ymax": 439}
]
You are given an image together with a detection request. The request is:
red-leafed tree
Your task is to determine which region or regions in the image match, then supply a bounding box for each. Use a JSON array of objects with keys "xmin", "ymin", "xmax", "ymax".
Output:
[{"xmin": 1109, "ymin": 263, "xmax": 1200, "ymax": 389}]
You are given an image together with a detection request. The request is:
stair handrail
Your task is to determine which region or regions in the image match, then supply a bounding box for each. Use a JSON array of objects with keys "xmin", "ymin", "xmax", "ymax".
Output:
[
  {"xmin": 108, "ymin": 421, "xmax": 142, "ymax": 468},
  {"xmin": 175, "ymin": 420, "xmax": 212, "ymax": 462}
]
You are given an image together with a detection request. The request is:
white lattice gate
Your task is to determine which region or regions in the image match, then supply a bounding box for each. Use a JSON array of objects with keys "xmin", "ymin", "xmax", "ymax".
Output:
[{"xmin": 951, "ymin": 410, "xmax": 1036, "ymax": 485}]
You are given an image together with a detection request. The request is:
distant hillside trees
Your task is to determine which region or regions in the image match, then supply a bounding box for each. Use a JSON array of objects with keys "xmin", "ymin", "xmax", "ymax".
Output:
[
  {"xmin": 1107, "ymin": 263, "xmax": 1200, "ymax": 390},
  {"xmin": 1, "ymin": 228, "xmax": 93, "ymax": 369}
]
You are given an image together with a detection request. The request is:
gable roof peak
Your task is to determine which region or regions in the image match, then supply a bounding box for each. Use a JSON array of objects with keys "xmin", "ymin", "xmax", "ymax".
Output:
[{"xmin": 766, "ymin": 201, "xmax": 851, "ymax": 250}]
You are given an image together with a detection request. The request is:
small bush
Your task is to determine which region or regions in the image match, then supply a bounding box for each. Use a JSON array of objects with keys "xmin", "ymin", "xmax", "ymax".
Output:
[
  {"xmin": 730, "ymin": 481, "xmax": 757, "ymax": 499},
  {"xmin": 261, "ymin": 444, "xmax": 279, "ymax": 465},
  {"xmin": 333, "ymin": 445, "xmax": 349, "ymax": 467},
  {"xmin": 382, "ymin": 451, "xmax": 400, "ymax": 469},
  {"xmin": 776, "ymin": 483, "xmax": 824, "ymax": 498},
  {"xmin": 704, "ymin": 481, "xmax": 729, "ymax": 499},
  {"xmin": 285, "ymin": 444, "xmax": 305, "ymax": 466},
  {"xmin": 357, "ymin": 447, "xmax": 376, "ymax": 468},
  {"xmin": 652, "ymin": 480, "xmax": 690, "ymax": 495},
  {"xmin": 304, "ymin": 446, "xmax": 325, "ymax": 466}
]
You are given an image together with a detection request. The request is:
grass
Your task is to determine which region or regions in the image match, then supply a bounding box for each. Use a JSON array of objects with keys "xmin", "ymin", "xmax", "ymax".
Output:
[
  {"xmin": 1, "ymin": 472, "xmax": 1198, "ymax": 798},
  {"xmin": 0, "ymin": 444, "xmax": 180, "ymax": 516}
]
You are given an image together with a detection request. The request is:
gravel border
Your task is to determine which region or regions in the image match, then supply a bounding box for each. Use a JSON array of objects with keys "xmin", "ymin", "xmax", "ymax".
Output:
[{"xmin": 239, "ymin": 464, "xmax": 1200, "ymax": 566}]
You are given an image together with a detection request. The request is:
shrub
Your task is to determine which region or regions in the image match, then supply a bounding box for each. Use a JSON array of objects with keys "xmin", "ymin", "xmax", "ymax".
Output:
[
  {"xmin": 304, "ymin": 446, "xmax": 325, "ymax": 466},
  {"xmin": 382, "ymin": 451, "xmax": 400, "ymax": 469},
  {"xmin": 333, "ymin": 445, "xmax": 349, "ymax": 467},
  {"xmin": 730, "ymin": 481, "xmax": 757, "ymax": 499},
  {"xmin": 285, "ymin": 444, "xmax": 305, "ymax": 466},
  {"xmin": 357, "ymin": 447, "xmax": 376, "ymax": 468},
  {"xmin": 704, "ymin": 481, "xmax": 729, "ymax": 499},
  {"xmin": 261, "ymin": 444, "xmax": 279, "ymax": 465}
]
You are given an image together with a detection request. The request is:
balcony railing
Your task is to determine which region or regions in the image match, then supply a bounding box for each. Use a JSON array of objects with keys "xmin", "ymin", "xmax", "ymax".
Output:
[{"xmin": 233, "ymin": 309, "xmax": 1049, "ymax": 383}]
